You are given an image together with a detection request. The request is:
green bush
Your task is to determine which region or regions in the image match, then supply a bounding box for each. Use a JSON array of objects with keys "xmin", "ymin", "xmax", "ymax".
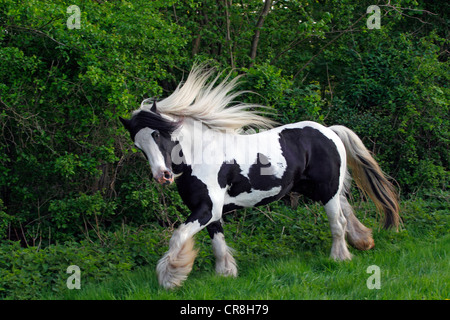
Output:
[
  {"xmin": 0, "ymin": 0, "xmax": 190, "ymax": 244},
  {"xmin": 0, "ymin": 226, "xmax": 168, "ymax": 299},
  {"xmin": 324, "ymin": 28, "xmax": 449, "ymax": 192},
  {"xmin": 240, "ymin": 62, "xmax": 326, "ymax": 124}
]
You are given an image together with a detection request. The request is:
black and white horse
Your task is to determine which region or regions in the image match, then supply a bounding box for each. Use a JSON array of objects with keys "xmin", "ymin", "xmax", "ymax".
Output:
[{"xmin": 120, "ymin": 66, "xmax": 400, "ymax": 289}]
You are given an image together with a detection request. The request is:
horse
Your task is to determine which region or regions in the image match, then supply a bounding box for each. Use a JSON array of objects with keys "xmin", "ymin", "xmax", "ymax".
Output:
[{"xmin": 119, "ymin": 66, "xmax": 400, "ymax": 289}]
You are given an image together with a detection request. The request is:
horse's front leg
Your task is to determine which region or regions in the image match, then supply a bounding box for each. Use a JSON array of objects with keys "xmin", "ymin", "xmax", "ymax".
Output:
[
  {"xmin": 157, "ymin": 202, "xmax": 218, "ymax": 289},
  {"xmin": 156, "ymin": 220, "xmax": 202, "ymax": 289},
  {"xmin": 207, "ymin": 220, "xmax": 238, "ymax": 277}
]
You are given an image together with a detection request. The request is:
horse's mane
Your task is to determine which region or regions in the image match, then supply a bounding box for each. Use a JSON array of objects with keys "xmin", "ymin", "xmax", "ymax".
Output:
[{"xmin": 138, "ymin": 65, "xmax": 277, "ymax": 132}]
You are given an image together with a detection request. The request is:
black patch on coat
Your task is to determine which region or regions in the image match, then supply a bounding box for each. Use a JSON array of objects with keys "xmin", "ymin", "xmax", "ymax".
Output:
[
  {"xmin": 175, "ymin": 164, "xmax": 213, "ymax": 226},
  {"xmin": 278, "ymin": 127, "xmax": 341, "ymax": 204},
  {"xmin": 120, "ymin": 110, "xmax": 181, "ymax": 141},
  {"xmin": 217, "ymin": 161, "xmax": 252, "ymax": 197},
  {"xmin": 222, "ymin": 203, "xmax": 243, "ymax": 214},
  {"xmin": 248, "ymin": 153, "xmax": 282, "ymax": 191},
  {"xmin": 217, "ymin": 153, "xmax": 295, "ymax": 209},
  {"xmin": 154, "ymin": 131, "xmax": 179, "ymax": 172},
  {"xmin": 206, "ymin": 220, "xmax": 224, "ymax": 238}
]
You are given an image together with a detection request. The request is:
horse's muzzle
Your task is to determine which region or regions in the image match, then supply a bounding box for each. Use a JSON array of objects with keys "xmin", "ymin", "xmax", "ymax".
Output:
[{"xmin": 156, "ymin": 170, "xmax": 174, "ymax": 185}]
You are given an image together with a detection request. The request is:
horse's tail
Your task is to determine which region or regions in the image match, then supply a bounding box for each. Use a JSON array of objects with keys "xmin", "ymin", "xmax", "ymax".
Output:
[{"xmin": 329, "ymin": 125, "xmax": 400, "ymax": 230}]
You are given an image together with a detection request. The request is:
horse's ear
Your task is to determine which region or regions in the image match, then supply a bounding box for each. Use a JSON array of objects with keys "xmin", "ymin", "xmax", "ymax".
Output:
[
  {"xmin": 151, "ymin": 100, "xmax": 157, "ymax": 113},
  {"xmin": 119, "ymin": 116, "xmax": 131, "ymax": 130}
]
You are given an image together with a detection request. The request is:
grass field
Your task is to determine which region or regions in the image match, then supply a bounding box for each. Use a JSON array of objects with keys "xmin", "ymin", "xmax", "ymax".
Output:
[{"xmin": 44, "ymin": 222, "xmax": 449, "ymax": 300}]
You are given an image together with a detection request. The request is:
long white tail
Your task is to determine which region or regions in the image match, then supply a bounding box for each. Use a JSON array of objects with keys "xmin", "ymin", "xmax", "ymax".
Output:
[{"xmin": 330, "ymin": 125, "xmax": 400, "ymax": 230}]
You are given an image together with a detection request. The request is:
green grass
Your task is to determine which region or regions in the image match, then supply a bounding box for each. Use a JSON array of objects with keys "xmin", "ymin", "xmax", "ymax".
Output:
[{"xmin": 44, "ymin": 232, "xmax": 449, "ymax": 300}]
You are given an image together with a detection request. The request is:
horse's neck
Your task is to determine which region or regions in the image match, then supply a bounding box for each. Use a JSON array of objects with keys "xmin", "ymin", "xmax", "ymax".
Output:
[{"xmin": 172, "ymin": 118, "xmax": 239, "ymax": 167}]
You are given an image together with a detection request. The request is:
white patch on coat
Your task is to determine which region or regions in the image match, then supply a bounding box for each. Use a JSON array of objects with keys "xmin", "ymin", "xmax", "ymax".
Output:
[{"xmin": 224, "ymin": 187, "xmax": 282, "ymax": 208}]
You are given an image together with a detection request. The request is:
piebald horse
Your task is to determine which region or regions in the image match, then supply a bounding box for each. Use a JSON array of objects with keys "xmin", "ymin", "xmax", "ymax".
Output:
[{"xmin": 120, "ymin": 66, "xmax": 400, "ymax": 289}]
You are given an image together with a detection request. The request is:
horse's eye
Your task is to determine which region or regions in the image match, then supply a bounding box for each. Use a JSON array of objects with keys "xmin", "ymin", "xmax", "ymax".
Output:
[{"xmin": 153, "ymin": 131, "xmax": 160, "ymax": 139}]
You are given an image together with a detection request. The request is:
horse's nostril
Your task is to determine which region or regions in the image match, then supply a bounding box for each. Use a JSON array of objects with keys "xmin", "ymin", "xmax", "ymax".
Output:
[{"xmin": 163, "ymin": 171, "xmax": 172, "ymax": 180}]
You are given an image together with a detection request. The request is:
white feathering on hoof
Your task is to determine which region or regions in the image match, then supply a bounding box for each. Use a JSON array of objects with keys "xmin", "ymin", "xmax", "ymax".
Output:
[{"xmin": 157, "ymin": 237, "xmax": 198, "ymax": 289}]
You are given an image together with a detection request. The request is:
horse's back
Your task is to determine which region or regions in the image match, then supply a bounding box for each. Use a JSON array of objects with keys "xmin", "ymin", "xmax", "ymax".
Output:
[{"xmin": 220, "ymin": 121, "xmax": 346, "ymax": 209}]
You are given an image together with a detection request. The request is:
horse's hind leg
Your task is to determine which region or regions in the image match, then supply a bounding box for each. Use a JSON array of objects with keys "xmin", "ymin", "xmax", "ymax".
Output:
[
  {"xmin": 340, "ymin": 195, "xmax": 375, "ymax": 250},
  {"xmin": 207, "ymin": 221, "xmax": 237, "ymax": 277},
  {"xmin": 324, "ymin": 195, "xmax": 352, "ymax": 261}
]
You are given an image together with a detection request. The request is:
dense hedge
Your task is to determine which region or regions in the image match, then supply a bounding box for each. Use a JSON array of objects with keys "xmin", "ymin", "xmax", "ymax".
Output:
[{"xmin": 0, "ymin": 0, "xmax": 448, "ymax": 246}]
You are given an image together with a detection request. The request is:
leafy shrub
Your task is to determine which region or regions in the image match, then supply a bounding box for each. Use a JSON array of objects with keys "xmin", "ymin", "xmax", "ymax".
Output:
[
  {"xmin": 0, "ymin": 0, "xmax": 189, "ymax": 244},
  {"xmin": 0, "ymin": 226, "xmax": 167, "ymax": 299},
  {"xmin": 47, "ymin": 192, "xmax": 116, "ymax": 242},
  {"xmin": 240, "ymin": 62, "xmax": 326, "ymax": 124}
]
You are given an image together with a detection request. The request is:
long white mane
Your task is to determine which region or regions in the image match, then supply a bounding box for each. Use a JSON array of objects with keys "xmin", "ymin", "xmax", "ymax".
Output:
[{"xmin": 139, "ymin": 65, "xmax": 277, "ymax": 132}]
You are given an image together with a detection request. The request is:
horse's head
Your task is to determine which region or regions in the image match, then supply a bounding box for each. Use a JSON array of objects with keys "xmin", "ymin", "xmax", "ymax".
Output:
[{"xmin": 120, "ymin": 102, "xmax": 180, "ymax": 185}]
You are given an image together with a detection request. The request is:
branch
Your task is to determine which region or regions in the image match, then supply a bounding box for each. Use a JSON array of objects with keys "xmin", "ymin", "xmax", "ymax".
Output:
[
  {"xmin": 380, "ymin": 3, "xmax": 437, "ymax": 25},
  {"xmin": 249, "ymin": 0, "xmax": 273, "ymax": 68},
  {"xmin": 224, "ymin": 0, "xmax": 235, "ymax": 68},
  {"xmin": 5, "ymin": 24, "xmax": 66, "ymax": 47}
]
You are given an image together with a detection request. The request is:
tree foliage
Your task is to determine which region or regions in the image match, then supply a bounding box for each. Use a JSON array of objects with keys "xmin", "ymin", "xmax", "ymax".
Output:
[{"xmin": 0, "ymin": 0, "xmax": 448, "ymax": 244}]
